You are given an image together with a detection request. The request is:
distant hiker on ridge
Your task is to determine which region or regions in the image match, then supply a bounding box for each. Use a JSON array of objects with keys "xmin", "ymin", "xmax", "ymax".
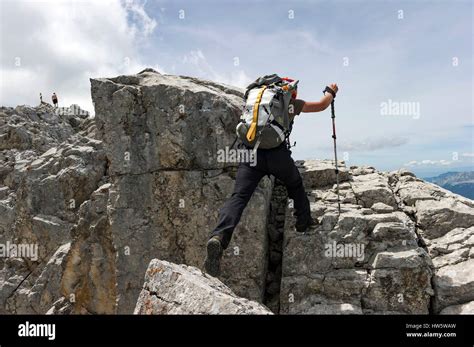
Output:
[
  {"xmin": 52, "ymin": 92, "xmax": 58, "ymax": 108},
  {"xmin": 204, "ymin": 74, "xmax": 339, "ymax": 277},
  {"xmin": 39, "ymin": 93, "xmax": 43, "ymax": 104}
]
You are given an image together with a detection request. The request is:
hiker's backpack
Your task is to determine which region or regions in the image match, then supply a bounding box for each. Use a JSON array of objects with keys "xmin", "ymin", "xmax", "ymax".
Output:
[{"xmin": 236, "ymin": 74, "xmax": 299, "ymax": 149}]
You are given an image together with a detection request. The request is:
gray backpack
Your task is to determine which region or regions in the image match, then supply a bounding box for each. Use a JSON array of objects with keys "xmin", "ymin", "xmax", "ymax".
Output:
[{"xmin": 236, "ymin": 74, "xmax": 299, "ymax": 149}]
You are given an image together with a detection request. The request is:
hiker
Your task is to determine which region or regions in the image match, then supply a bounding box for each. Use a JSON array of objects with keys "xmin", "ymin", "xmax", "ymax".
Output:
[
  {"xmin": 52, "ymin": 92, "xmax": 58, "ymax": 108},
  {"xmin": 39, "ymin": 93, "xmax": 43, "ymax": 104},
  {"xmin": 204, "ymin": 74, "xmax": 338, "ymax": 276}
]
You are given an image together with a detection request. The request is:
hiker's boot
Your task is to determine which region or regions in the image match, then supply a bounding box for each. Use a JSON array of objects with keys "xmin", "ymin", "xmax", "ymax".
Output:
[
  {"xmin": 295, "ymin": 216, "xmax": 318, "ymax": 233},
  {"xmin": 204, "ymin": 235, "xmax": 224, "ymax": 277}
]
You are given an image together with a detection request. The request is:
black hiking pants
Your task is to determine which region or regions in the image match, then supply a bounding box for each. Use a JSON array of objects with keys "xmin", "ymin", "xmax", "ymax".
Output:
[{"xmin": 210, "ymin": 143, "xmax": 311, "ymax": 249}]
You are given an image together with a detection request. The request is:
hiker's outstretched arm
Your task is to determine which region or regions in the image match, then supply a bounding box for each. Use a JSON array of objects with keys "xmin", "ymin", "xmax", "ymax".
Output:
[
  {"xmin": 301, "ymin": 84, "xmax": 338, "ymax": 113},
  {"xmin": 301, "ymin": 95, "xmax": 333, "ymax": 113}
]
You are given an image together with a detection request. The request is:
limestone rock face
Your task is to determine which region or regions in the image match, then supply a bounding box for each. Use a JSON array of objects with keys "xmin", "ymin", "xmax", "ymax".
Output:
[
  {"xmin": 0, "ymin": 103, "xmax": 106, "ymax": 314},
  {"xmin": 0, "ymin": 71, "xmax": 271, "ymax": 314},
  {"xmin": 87, "ymin": 69, "xmax": 271, "ymax": 313},
  {"xmin": 91, "ymin": 71, "xmax": 244, "ymax": 174},
  {"xmin": 1, "ymin": 70, "xmax": 472, "ymax": 315},
  {"xmin": 390, "ymin": 173, "xmax": 474, "ymax": 313},
  {"xmin": 134, "ymin": 259, "xmax": 272, "ymax": 314},
  {"xmin": 280, "ymin": 163, "xmax": 473, "ymax": 315},
  {"xmin": 60, "ymin": 183, "xmax": 117, "ymax": 314}
]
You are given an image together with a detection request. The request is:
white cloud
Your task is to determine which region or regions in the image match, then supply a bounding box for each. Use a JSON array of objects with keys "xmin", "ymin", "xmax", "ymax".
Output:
[
  {"xmin": 180, "ymin": 49, "xmax": 251, "ymax": 88},
  {"xmin": 124, "ymin": 0, "xmax": 157, "ymax": 37},
  {"xmin": 168, "ymin": 25, "xmax": 333, "ymax": 56},
  {"xmin": 338, "ymin": 136, "xmax": 408, "ymax": 151},
  {"xmin": 0, "ymin": 0, "xmax": 160, "ymax": 114},
  {"xmin": 404, "ymin": 159, "xmax": 452, "ymax": 167},
  {"xmin": 404, "ymin": 153, "xmax": 474, "ymax": 167},
  {"xmin": 181, "ymin": 50, "xmax": 206, "ymax": 66},
  {"xmin": 313, "ymin": 136, "xmax": 408, "ymax": 152},
  {"xmin": 227, "ymin": 70, "xmax": 252, "ymax": 89}
]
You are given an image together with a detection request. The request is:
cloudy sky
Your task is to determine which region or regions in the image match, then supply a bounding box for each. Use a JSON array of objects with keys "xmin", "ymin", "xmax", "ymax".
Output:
[{"xmin": 0, "ymin": 0, "xmax": 472, "ymax": 177}]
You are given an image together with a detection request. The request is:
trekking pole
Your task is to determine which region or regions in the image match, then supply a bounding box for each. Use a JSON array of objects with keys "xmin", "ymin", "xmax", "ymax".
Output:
[
  {"xmin": 324, "ymin": 86, "xmax": 341, "ymax": 215},
  {"xmin": 331, "ymin": 100, "xmax": 341, "ymax": 214}
]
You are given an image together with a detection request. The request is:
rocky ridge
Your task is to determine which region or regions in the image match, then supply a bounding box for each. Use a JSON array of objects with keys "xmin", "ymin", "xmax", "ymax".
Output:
[{"xmin": 0, "ymin": 69, "xmax": 472, "ymax": 314}]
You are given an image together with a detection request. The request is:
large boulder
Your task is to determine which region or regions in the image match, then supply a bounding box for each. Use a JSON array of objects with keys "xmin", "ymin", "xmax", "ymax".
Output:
[
  {"xmin": 77, "ymin": 69, "xmax": 272, "ymax": 312},
  {"xmin": 91, "ymin": 70, "xmax": 244, "ymax": 174},
  {"xmin": 134, "ymin": 259, "xmax": 272, "ymax": 314}
]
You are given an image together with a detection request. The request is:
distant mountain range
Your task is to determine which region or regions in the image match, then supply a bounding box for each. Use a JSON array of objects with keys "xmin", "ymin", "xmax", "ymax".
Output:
[{"xmin": 424, "ymin": 171, "xmax": 474, "ymax": 200}]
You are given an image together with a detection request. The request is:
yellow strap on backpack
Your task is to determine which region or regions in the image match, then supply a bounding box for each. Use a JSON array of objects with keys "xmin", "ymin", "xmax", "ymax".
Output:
[{"xmin": 246, "ymin": 85, "xmax": 267, "ymax": 142}]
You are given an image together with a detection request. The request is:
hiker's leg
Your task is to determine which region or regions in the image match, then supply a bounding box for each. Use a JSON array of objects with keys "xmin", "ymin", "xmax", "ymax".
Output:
[
  {"xmin": 210, "ymin": 163, "xmax": 265, "ymax": 249},
  {"xmin": 268, "ymin": 146, "xmax": 311, "ymax": 224}
]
